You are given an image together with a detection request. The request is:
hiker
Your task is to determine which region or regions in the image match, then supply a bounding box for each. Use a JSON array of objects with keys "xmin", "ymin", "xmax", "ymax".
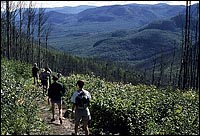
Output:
[
  {"xmin": 71, "ymin": 80, "xmax": 91, "ymax": 135},
  {"xmin": 32, "ymin": 63, "xmax": 39, "ymax": 85},
  {"xmin": 48, "ymin": 75, "xmax": 66, "ymax": 124},
  {"xmin": 39, "ymin": 68, "xmax": 45, "ymax": 85},
  {"xmin": 39, "ymin": 67, "xmax": 51, "ymax": 96}
]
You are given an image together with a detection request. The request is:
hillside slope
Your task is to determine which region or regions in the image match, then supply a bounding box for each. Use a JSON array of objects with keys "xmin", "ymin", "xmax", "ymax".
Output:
[
  {"xmin": 1, "ymin": 58, "xmax": 199, "ymax": 135},
  {"xmin": 43, "ymin": 3, "xmax": 198, "ymax": 72}
]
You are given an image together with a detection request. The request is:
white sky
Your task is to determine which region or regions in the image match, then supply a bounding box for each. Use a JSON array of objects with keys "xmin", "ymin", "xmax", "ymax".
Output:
[{"xmin": 10, "ymin": 1, "xmax": 200, "ymax": 8}]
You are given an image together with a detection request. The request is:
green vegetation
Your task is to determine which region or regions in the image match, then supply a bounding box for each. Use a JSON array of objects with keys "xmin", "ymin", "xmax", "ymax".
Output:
[
  {"xmin": 1, "ymin": 2, "xmax": 199, "ymax": 135},
  {"xmin": 48, "ymin": 26, "xmax": 182, "ymax": 62},
  {"xmin": 87, "ymin": 29, "xmax": 181, "ymax": 61},
  {"xmin": 2, "ymin": 58, "xmax": 199, "ymax": 135},
  {"xmin": 62, "ymin": 74, "xmax": 199, "ymax": 135},
  {"xmin": 1, "ymin": 58, "xmax": 48, "ymax": 135}
]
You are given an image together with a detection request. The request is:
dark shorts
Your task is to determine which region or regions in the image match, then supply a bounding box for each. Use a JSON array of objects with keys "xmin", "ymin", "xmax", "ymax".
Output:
[
  {"xmin": 33, "ymin": 74, "xmax": 38, "ymax": 77},
  {"xmin": 41, "ymin": 80, "xmax": 48, "ymax": 86},
  {"xmin": 51, "ymin": 99, "xmax": 62, "ymax": 105}
]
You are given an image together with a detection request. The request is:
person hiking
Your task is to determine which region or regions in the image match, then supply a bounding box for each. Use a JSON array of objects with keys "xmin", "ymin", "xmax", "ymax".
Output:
[
  {"xmin": 39, "ymin": 68, "xmax": 45, "ymax": 86},
  {"xmin": 48, "ymin": 75, "xmax": 66, "ymax": 124},
  {"xmin": 71, "ymin": 80, "xmax": 91, "ymax": 135},
  {"xmin": 32, "ymin": 63, "xmax": 39, "ymax": 85},
  {"xmin": 39, "ymin": 67, "xmax": 51, "ymax": 96}
]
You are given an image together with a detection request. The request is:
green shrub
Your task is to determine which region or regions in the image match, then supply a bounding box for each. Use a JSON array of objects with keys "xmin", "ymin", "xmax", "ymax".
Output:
[
  {"xmin": 62, "ymin": 74, "xmax": 199, "ymax": 135},
  {"xmin": 1, "ymin": 58, "xmax": 47, "ymax": 135}
]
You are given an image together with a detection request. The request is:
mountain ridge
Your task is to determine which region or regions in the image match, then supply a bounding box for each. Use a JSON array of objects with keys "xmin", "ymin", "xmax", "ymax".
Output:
[{"xmin": 42, "ymin": 3, "xmax": 199, "ymax": 70}]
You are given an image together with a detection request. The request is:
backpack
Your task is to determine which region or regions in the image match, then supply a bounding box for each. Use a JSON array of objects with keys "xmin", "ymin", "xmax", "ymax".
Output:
[{"xmin": 75, "ymin": 91, "xmax": 90, "ymax": 109}]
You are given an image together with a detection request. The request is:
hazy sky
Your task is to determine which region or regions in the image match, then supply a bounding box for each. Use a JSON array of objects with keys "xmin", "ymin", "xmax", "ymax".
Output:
[{"xmin": 13, "ymin": 1, "xmax": 199, "ymax": 8}]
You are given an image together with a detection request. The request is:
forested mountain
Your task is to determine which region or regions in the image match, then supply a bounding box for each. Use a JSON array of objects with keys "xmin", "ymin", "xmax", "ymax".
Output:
[
  {"xmin": 43, "ymin": 3, "xmax": 198, "ymax": 67},
  {"xmin": 87, "ymin": 29, "xmax": 181, "ymax": 60},
  {"xmin": 45, "ymin": 5, "xmax": 97, "ymax": 14},
  {"xmin": 1, "ymin": 1, "xmax": 199, "ymax": 89},
  {"xmin": 46, "ymin": 3, "xmax": 186, "ymax": 25},
  {"xmin": 1, "ymin": 1, "xmax": 199, "ymax": 135}
]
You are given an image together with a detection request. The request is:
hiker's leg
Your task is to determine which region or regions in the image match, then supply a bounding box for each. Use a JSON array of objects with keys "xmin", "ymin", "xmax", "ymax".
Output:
[
  {"xmin": 33, "ymin": 77, "xmax": 36, "ymax": 84},
  {"xmin": 36, "ymin": 75, "xmax": 39, "ymax": 85},
  {"xmin": 47, "ymin": 80, "xmax": 49, "ymax": 90},
  {"xmin": 83, "ymin": 121, "xmax": 89, "ymax": 135},
  {"xmin": 74, "ymin": 111, "xmax": 81, "ymax": 135},
  {"xmin": 43, "ymin": 86, "xmax": 45, "ymax": 96},
  {"xmin": 57, "ymin": 103, "xmax": 62, "ymax": 118},
  {"xmin": 82, "ymin": 115, "xmax": 91, "ymax": 135},
  {"xmin": 44, "ymin": 81, "xmax": 48, "ymax": 95},
  {"xmin": 75, "ymin": 122, "xmax": 79, "ymax": 135},
  {"xmin": 57, "ymin": 102, "xmax": 63, "ymax": 124},
  {"xmin": 41, "ymin": 81, "xmax": 45, "ymax": 96},
  {"xmin": 43, "ymin": 85, "xmax": 46, "ymax": 96},
  {"xmin": 44, "ymin": 86, "xmax": 47, "ymax": 96},
  {"xmin": 51, "ymin": 102, "xmax": 55, "ymax": 119}
]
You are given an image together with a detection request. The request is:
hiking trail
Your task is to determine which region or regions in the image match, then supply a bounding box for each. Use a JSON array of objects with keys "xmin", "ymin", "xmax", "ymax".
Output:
[{"xmin": 37, "ymin": 94, "xmax": 85, "ymax": 135}]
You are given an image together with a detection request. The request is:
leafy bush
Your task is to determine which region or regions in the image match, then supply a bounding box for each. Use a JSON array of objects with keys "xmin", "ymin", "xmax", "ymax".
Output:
[
  {"xmin": 62, "ymin": 74, "xmax": 199, "ymax": 135},
  {"xmin": 1, "ymin": 58, "xmax": 47, "ymax": 135},
  {"xmin": 1, "ymin": 58, "xmax": 198, "ymax": 135}
]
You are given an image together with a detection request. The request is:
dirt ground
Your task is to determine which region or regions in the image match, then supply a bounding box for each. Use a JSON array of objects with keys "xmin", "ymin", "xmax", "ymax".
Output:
[{"xmin": 38, "ymin": 96, "xmax": 85, "ymax": 135}]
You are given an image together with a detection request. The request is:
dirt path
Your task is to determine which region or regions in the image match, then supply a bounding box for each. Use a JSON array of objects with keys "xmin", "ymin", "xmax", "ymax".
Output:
[{"xmin": 38, "ymin": 96, "xmax": 85, "ymax": 135}]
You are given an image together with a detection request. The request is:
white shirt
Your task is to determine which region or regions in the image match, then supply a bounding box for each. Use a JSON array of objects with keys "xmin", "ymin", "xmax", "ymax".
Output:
[{"xmin": 71, "ymin": 89, "xmax": 91, "ymax": 104}]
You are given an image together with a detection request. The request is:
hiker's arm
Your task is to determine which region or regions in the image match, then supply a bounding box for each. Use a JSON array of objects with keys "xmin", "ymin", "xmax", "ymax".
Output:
[
  {"xmin": 71, "ymin": 103, "xmax": 76, "ymax": 119},
  {"xmin": 72, "ymin": 103, "xmax": 76, "ymax": 113},
  {"xmin": 71, "ymin": 93, "xmax": 76, "ymax": 117},
  {"xmin": 49, "ymin": 75, "xmax": 51, "ymax": 85}
]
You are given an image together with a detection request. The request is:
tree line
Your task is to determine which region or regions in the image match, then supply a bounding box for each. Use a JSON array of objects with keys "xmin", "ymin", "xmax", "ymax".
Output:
[
  {"xmin": 1, "ymin": 1, "xmax": 199, "ymax": 90},
  {"xmin": 140, "ymin": 1, "xmax": 199, "ymax": 90}
]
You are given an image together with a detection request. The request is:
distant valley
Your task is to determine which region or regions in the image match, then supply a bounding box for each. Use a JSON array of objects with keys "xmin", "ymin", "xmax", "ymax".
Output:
[{"xmin": 41, "ymin": 3, "xmax": 199, "ymax": 70}]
